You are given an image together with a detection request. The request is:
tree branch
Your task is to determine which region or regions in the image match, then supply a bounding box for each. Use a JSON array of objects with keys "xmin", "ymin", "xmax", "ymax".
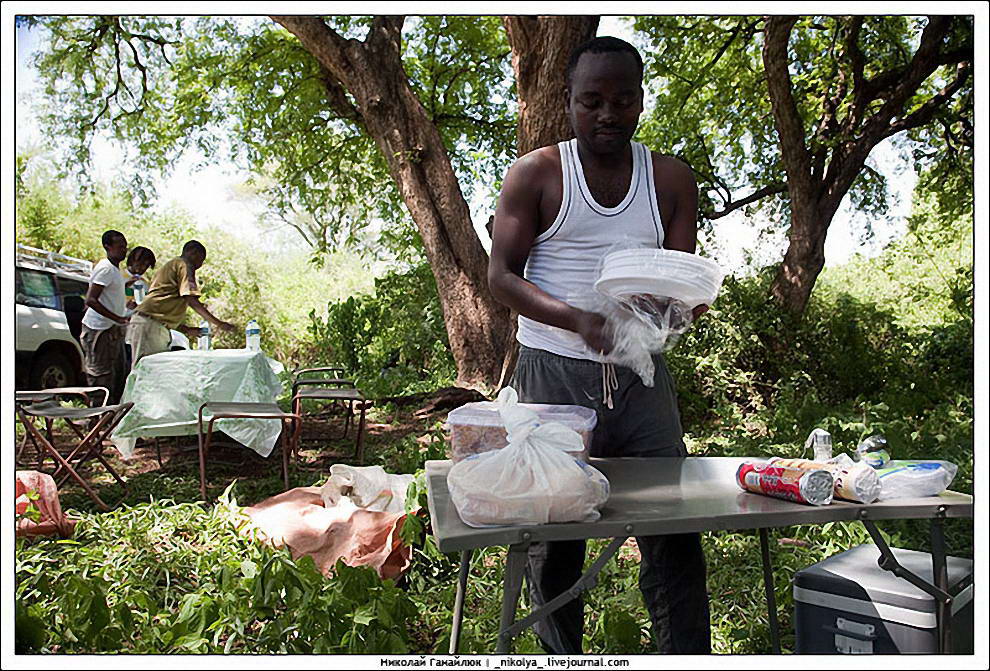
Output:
[
  {"xmin": 882, "ymin": 61, "xmax": 972, "ymax": 139},
  {"xmin": 703, "ymin": 183, "xmax": 788, "ymax": 219},
  {"xmin": 763, "ymin": 16, "xmax": 815, "ymax": 196}
]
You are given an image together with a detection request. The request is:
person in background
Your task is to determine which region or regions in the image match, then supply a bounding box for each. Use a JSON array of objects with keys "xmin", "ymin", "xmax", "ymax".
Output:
[
  {"xmin": 488, "ymin": 37, "xmax": 711, "ymax": 654},
  {"xmin": 129, "ymin": 240, "xmax": 236, "ymax": 368},
  {"xmin": 121, "ymin": 245, "xmax": 157, "ymax": 370},
  {"xmin": 80, "ymin": 230, "xmax": 130, "ymax": 403}
]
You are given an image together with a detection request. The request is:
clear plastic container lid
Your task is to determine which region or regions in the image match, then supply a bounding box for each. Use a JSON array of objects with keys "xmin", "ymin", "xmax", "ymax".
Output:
[{"xmin": 446, "ymin": 401, "xmax": 597, "ymax": 432}]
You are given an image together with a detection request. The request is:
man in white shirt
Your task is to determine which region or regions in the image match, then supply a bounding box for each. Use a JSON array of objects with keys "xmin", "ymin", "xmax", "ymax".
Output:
[{"xmin": 80, "ymin": 230, "xmax": 130, "ymax": 402}]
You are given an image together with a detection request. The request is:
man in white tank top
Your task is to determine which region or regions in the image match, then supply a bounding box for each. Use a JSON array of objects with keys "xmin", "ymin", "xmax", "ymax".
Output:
[{"xmin": 489, "ymin": 37, "xmax": 711, "ymax": 654}]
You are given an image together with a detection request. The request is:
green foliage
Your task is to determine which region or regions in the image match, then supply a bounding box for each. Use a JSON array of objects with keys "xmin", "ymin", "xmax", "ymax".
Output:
[
  {"xmin": 632, "ymin": 15, "xmax": 973, "ymax": 238},
  {"xmin": 15, "ymin": 489, "xmax": 417, "ymax": 654},
  {"xmin": 308, "ymin": 262, "xmax": 457, "ymax": 396},
  {"xmin": 28, "ymin": 16, "xmax": 517, "ymax": 259}
]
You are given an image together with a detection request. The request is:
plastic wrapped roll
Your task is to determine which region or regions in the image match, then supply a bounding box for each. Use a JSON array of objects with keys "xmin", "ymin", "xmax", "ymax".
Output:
[
  {"xmin": 736, "ymin": 461, "xmax": 834, "ymax": 506},
  {"xmin": 770, "ymin": 456, "xmax": 881, "ymax": 504},
  {"xmin": 856, "ymin": 435, "xmax": 891, "ymax": 468}
]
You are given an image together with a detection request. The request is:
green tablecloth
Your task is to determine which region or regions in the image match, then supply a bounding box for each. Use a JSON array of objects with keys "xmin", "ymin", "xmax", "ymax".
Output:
[{"xmin": 112, "ymin": 349, "xmax": 285, "ymax": 458}]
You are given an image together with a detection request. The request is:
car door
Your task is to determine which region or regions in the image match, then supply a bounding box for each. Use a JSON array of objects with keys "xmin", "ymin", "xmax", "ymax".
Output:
[{"xmin": 15, "ymin": 268, "xmax": 69, "ymax": 353}]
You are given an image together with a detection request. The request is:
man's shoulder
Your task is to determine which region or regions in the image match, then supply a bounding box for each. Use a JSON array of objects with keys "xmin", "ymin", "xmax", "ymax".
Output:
[
  {"xmin": 644, "ymin": 148, "xmax": 695, "ymax": 183},
  {"xmin": 90, "ymin": 258, "xmax": 118, "ymax": 281},
  {"xmin": 508, "ymin": 144, "xmax": 563, "ymax": 182}
]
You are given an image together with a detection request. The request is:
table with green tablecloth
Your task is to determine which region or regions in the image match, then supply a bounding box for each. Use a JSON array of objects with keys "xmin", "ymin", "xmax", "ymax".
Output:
[{"xmin": 111, "ymin": 349, "xmax": 286, "ymax": 458}]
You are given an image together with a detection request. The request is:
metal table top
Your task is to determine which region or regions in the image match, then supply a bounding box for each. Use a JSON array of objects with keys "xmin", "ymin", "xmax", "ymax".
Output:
[{"xmin": 426, "ymin": 457, "xmax": 973, "ymax": 553}]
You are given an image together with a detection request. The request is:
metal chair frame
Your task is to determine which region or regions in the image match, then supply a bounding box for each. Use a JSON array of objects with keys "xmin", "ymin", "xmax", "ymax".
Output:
[
  {"xmin": 16, "ymin": 400, "xmax": 132, "ymax": 511},
  {"xmin": 15, "ymin": 387, "xmax": 110, "ymax": 468},
  {"xmin": 290, "ymin": 368, "xmax": 368, "ymax": 464},
  {"xmin": 196, "ymin": 402, "xmax": 302, "ymax": 502}
]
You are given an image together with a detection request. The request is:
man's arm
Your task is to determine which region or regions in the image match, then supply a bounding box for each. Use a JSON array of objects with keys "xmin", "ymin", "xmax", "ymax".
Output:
[
  {"xmin": 488, "ymin": 150, "xmax": 612, "ymax": 353},
  {"xmin": 84, "ymin": 283, "xmax": 128, "ymax": 325},
  {"xmin": 654, "ymin": 154, "xmax": 708, "ymax": 319},
  {"xmin": 185, "ymin": 296, "xmax": 236, "ymax": 332}
]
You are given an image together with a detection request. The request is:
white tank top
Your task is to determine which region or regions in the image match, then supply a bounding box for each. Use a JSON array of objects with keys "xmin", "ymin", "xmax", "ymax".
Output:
[{"xmin": 516, "ymin": 138, "xmax": 664, "ymax": 362}]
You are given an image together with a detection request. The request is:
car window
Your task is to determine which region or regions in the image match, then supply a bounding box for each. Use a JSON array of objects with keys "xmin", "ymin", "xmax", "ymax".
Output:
[
  {"xmin": 16, "ymin": 269, "xmax": 59, "ymax": 309},
  {"xmin": 56, "ymin": 276, "xmax": 89, "ymax": 310}
]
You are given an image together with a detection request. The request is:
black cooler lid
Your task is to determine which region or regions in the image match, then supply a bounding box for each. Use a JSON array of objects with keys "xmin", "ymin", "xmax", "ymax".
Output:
[{"xmin": 793, "ymin": 543, "xmax": 972, "ymax": 614}]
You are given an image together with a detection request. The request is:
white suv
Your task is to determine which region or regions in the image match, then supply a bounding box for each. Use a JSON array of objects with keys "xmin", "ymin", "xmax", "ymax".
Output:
[{"xmin": 15, "ymin": 245, "xmax": 189, "ymax": 389}]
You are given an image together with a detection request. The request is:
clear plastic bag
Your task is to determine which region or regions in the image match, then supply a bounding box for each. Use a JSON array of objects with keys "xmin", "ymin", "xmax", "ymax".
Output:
[
  {"xmin": 588, "ymin": 242, "xmax": 724, "ymax": 386},
  {"xmin": 874, "ymin": 460, "xmax": 959, "ymax": 500},
  {"xmin": 320, "ymin": 464, "xmax": 414, "ymax": 515},
  {"xmin": 446, "ymin": 387, "xmax": 610, "ymax": 528}
]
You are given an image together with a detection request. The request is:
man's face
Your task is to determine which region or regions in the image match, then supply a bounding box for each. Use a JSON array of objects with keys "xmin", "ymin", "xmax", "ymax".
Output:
[
  {"xmin": 566, "ymin": 51, "xmax": 644, "ymax": 155},
  {"xmin": 131, "ymin": 259, "xmax": 153, "ymax": 276},
  {"xmin": 106, "ymin": 236, "xmax": 128, "ymax": 264},
  {"xmin": 189, "ymin": 251, "xmax": 206, "ymax": 270}
]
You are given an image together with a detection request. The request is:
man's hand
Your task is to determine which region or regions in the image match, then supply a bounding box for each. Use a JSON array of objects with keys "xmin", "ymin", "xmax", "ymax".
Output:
[
  {"xmin": 126, "ymin": 299, "xmax": 137, "ymax": 310},
  {"xmin": 575, "ymin": 310, "xmax": 613, "ymax": 355},
  {"xmin": 214, "ymin": 320, "xmax": 236, "ymax": 333},
  {"xmin": 115, "ymin": 314, "xmax": 130, "ymax": 326},
  {"xmin": 692, "ymin": 304, "xmax": 709, "ymax": 321},
  {"xmin": 179, "ymin": 324, "xmax": 201, "ymax": 338}
]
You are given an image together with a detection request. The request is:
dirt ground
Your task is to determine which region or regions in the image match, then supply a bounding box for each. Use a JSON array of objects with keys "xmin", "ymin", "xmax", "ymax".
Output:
[{"xmin": 16, "ymin": 401, "xmax": 451, "ymax": 513}]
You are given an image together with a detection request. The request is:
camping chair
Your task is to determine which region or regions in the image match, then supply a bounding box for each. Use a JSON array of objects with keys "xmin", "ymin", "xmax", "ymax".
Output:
[
  {"xmin": 15, "ymin": 387, "xmax": 110, "ymax": 467},
  {"xmin": 290, "ymin": 368, "xmax": 368, "ymax": 464},
  {"xmin": 196, "ymin": 402, "xmax": 302, "ymax": 501},
  {"xmin": 16, "ymin": 400, "xmax": 133, "ymax": 511}
]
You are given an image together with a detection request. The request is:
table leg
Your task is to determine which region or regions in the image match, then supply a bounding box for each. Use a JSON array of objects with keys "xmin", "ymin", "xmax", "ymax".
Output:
[
  {"xmin": 496, "ymin": 542, "xmax": 530, "ymax": 654},
  {"xmin": 759, "ymin": 527, "xmax": 781, "ymax": 654},
  {"xmin": 450, "ymin": 549, "xmax": 474, "ymax": 654},
  {"xmin": 930, "ymin": 516, "xmax": 950, "ymax": 653}
]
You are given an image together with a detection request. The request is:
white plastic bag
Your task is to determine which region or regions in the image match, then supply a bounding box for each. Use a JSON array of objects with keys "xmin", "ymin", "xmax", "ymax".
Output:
[
  {"xmin": 320, "ymin": 464, "xmax": 414, "ymax": 515},
  {"xmin": 446, "ymin": 387, "xmax": 610, "ymax": 527},
  {"xmin": 874, "ymin": 460, "xmax": 959, "ymax": 500}
]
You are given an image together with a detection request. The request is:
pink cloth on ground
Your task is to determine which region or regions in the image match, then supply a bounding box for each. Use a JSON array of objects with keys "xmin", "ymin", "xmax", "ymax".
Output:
[
  {"xmin": 15, "ymin": 471, "xmax": 76, "ymax": 538},
  {"xmin": 242, "ymin": 487, "xmax": 414, "ymax": 581}
]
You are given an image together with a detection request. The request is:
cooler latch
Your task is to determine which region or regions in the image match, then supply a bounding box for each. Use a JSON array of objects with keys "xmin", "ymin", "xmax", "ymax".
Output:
[{"xmin": 825, "ymin": 617, "xmax": 877, "ymax": 654}]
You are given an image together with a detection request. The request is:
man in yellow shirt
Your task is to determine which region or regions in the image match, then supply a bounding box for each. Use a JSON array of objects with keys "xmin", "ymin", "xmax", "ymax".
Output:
[{"xmin": 130, "ymin": 240, "xmax": 235, "ymax": 367}]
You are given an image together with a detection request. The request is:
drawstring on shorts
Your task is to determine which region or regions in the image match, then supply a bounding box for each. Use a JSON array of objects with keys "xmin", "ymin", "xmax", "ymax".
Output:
[{"xmin": 601, "ymin": 361, "xmax": 618, "ymax": 410}]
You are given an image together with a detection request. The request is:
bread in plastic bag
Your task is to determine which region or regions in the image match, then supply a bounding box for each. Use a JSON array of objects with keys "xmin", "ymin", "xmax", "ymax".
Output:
[
  {"xmin": 874, "ymin": 460, "xmax": 958, "ymax": 500},
  {"xmin": 446, "ymin": 387, "xmax": 610, "ymax": 527}
]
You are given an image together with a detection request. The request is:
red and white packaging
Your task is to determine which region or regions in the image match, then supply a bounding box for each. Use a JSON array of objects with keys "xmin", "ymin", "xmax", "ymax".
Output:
[{"xmin": 736, "ymin": 461, "xmax": 834, "ymax": 506}]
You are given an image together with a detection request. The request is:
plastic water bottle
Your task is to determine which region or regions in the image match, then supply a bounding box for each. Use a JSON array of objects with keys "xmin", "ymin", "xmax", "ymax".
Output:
[
  {"xmin": 804, "ymin": 428, "xmax": 833, "ymax": 462},
  {"xmin": 246, "ymin": 319, "xmax": 261, "ymax": 351},
  {"xmin": 132, "ymin": 278, "xmax": 146, "ymax": 304},
  {"xmin": 198, "ymin": 320, "xmax": 212, "ymax": 351}
]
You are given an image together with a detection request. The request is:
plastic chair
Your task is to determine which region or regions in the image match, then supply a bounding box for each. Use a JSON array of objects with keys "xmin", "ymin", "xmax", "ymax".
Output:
[
  {"xmin": 16, "ymin": 400, "xmax": 133, "ymax": 511},
  {"xmin": 196, "ymin": 402, "xmax": 302, "ymax": 501},
  {"xmin": 290, "ymin": 367, "xmax": 368, "ymax": 464}
]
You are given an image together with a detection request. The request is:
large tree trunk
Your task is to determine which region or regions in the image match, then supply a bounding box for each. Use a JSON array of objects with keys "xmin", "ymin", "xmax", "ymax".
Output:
[
  {"xmin": 272, "ymin": 16, "xmax": 509, "ymax": 389},
  {"xmin": 503, "ymin": 16, "xmax": 600, "ymax": 154},
  {"xmin": 496, "ymin": 16, "xmax": 600, "ymax": 387}
]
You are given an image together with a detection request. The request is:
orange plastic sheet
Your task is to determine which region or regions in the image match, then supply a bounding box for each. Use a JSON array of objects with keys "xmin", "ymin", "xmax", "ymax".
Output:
[
  {"xmin": 241, "ymin": 487, "xmax": 414, "ymax": 582},
  {"xmin": 15, "ymin": 471, "xmax": 76, "ymax": 538}
]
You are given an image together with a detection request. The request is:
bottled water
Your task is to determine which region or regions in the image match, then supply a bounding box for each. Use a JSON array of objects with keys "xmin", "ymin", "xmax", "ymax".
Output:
[
  {"xmin": 198, "ymin": 320, "xmax": 212, "ymax": 351},
  {"xmin": 246, "ymin": 319, "xmax": 261, "ymax": 351},
  {"xmin": 132, "ymin": 278, "xmax": 146, "ymax": 304}
]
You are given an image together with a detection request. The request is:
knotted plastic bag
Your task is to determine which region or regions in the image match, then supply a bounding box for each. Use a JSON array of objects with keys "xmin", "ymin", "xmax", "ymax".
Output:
[{"xmin": 446, "ymin": 387, "xmax": 610, "ymax": 527}]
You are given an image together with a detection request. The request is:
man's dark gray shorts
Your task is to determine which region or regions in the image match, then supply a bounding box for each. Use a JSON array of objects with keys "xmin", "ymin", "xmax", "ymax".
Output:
[{"xmin": 510, "ymin": 345, "xmax": 686, "ymax": 459}]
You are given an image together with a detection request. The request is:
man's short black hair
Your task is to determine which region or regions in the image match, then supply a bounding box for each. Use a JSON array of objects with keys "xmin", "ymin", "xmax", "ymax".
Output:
[
  {"xmin": 182, "ymin": 240, "xmax": 207, "ymax": 257},
  {"xmin": 566, "ymin": 36, "xmax": 644, "ymax": 89},
  {"xmin": 101, "ymin": 230, "xmax": 125, "ymax": 248},
  {"xmin": 127, "ymin": 245, "xmax": 157, "ymax": 268}
]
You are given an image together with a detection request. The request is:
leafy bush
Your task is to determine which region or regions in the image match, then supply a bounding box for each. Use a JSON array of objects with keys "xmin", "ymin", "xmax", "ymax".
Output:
[
  {"xmin": 15, "ymin": 488, "xmax": 417, "ymax": 654},
  {"xmin": 308, "ymin": 262, "xmax": 457, "ymax": 397}
]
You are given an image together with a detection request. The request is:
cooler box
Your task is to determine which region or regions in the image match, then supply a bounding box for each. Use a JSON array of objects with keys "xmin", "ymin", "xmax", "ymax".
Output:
[{"xmin": 793, "ymin": 543, "xmax": 973, "ymax": 654}]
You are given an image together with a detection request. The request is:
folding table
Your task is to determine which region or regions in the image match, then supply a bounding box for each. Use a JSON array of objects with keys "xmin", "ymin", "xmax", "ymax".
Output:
[{"xmin": 425, "ymin": 457, "xmax": 973, "ymax": 654}]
